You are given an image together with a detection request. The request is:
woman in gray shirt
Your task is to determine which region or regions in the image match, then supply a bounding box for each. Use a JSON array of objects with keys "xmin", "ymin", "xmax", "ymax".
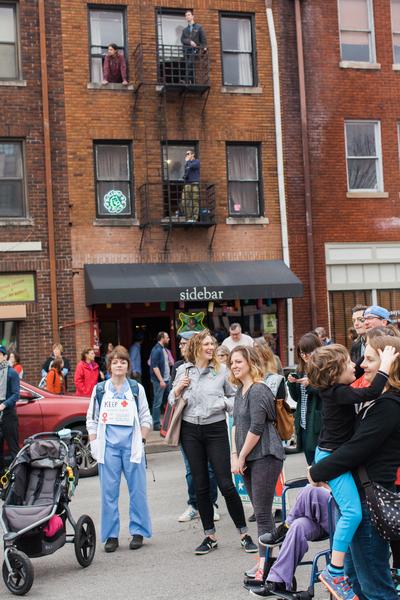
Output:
[{"xmin": 231, "ymin": 346, "xmax": 284, "ymax": 583}]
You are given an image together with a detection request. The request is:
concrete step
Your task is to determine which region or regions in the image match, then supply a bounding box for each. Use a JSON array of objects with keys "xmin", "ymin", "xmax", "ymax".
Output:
[{"xmin": 146, "ymin": 429, "xmax": 178, "ymax": 454}]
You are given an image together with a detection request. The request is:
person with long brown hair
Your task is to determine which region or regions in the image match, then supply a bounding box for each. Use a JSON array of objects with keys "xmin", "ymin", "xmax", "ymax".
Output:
[
  {"xmin": 171, "ymin": 329, "xmax": 256, "ymax": 555},
  {"xmin": 230, "ymin": 346, "xmax": 284, "ymax": 583}
]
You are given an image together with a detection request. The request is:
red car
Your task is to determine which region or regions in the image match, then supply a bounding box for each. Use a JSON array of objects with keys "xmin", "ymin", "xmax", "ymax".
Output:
[{"xmin": 11, "ymin": 381, "xmax": 97, "ymax": 477}]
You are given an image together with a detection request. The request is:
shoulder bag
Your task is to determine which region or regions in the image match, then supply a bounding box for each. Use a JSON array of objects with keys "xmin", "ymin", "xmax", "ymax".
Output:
[
  {"xmin": 164, "ymin": 394, "xmax": 188, "ymax": 447},
  {"xmin": 264, "ymin": 376, "xmax": 294, "ymax": 442},
  {"xmin": 358, "ymin": 466, "xmax": 400, "ymax": 541}
]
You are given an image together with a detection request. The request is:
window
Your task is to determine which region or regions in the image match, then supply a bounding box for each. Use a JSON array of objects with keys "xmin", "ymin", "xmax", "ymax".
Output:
[
  {"xmin": 0, "ymin": 3, "xmax": 18, "ymax": 79},
  {"xmin": 0, "ymin": 321, "xmax": 18, "ymax": 349},
  {"xmin": 220, "ymin": 14, "xmax": 255, "ymax": 86},
  {"xmin": 226, "ymin": 144, "xmax": 261, "ymax": 216},
  {"xmin": 0, "ymin": 141, "xmax": 25, "ymax": 217},
  {"xmin": 345, "ymin": 121, "xmax": 383, "ymax": 191},
  {"xmin": 338, "ymin": 0, "xmax": 375, "ymax": 62},
  {"xmin": 157, "ymin": 11, "xmax": 185, "ymax": 46},
  {"xmin": 162, "ymin": 143, "xmax": 196, "ymax": 182},
  {"xmin": 392, "ymin": 0, "xmax": 400, "ymax": 63},
  {"xmin": 89, "ymin": 8, "xmax": 125, "ymax": 83},
  {"xmin": 94, "ymin": 143, "xmax": 133, "ymax": 217}
]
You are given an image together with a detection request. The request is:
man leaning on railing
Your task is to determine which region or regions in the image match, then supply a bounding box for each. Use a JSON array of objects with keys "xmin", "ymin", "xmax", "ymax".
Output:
[{"xmin": 181, "ymin": 9, "xmax": 207, "ymax": 84}]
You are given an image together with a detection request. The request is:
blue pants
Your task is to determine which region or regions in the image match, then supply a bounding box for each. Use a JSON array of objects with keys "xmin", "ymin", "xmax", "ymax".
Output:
[
  {"xmin": 345, "ymin": 500, "xmax": 397, "ymax": 600},
  {"xmin": 151, "ymin": 379, "xmax": 168, "ymax": 429},
  {"xmin": 98, "ymin": 444, "xmax": 152, "ymax": 543},
  {"xmin": 180, "ymin": 446, "xmax": 218, "ymax": 509},
  {"xmin": 315, "ymin": 447, "xmax": 362, "ymax": 553}
]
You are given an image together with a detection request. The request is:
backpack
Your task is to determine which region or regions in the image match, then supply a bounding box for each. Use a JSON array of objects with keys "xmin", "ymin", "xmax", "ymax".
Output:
[
  {"xmin": 92, "ymin": 379, "xmax": 139, "ymax": 420},
  {"xmin": 264, "ymin": 375, "xmax": 294, "ymax": 442}
]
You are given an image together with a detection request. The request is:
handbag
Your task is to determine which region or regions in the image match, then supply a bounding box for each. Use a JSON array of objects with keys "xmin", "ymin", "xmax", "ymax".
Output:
[
  {"xmin": 164, "ymin": 394, "xmax": 188, "ymax": 447},
  {"xmin": 358, "ymin": 466, "xmax": 400, "ymax": 541},
  {"xmin": 275, "ymin": 398, "xmax": 295, "ymax": 441}
]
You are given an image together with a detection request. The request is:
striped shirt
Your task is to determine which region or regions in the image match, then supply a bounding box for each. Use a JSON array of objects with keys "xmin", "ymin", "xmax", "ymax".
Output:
[{"xmin": 300, "ymin": 383, "xmax": 308, "ymax": 429}]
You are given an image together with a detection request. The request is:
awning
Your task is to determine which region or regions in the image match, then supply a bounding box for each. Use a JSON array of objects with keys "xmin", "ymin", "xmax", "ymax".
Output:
[{"xmin": 84, "ymin": 260, "xmax": 303, "ymax": 305}]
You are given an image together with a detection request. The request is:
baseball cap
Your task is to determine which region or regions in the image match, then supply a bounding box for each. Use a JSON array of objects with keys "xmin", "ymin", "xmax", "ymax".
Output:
[
  {"xmin": 179, "ymin": 331, "xmax": 198, "ymax": 340},
  {"xmin": 364, "ymin": 305, "xmax": 391, "ymax": 322},
  {"xmin": 0, "ymin": 345, "xmax": 7, "ymax": 355}
]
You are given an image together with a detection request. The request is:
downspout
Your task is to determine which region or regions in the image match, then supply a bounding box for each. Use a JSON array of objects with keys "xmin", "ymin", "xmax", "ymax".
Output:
[
  {"xmin": 38, "ymin": 0, "xmax": 59, "ymax": 342},
  {"xmin": 265, "ymin": 0, "xmax": 295, "ymax": 365},
  {"xmin": 294, "ymin": 0, "xmax": 317, "ymax": 329}
]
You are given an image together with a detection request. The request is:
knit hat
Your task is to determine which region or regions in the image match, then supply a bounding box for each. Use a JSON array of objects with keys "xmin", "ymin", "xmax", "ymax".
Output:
[{"xmin": 364, "ymin": 305, "xmax": 391, "ymax": 322}]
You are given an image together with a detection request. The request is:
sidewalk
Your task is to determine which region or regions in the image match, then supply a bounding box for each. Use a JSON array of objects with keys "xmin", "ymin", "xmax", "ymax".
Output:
[{"xmin": 146, "ymin": 429, "xmax": 176, "ymax": 454}]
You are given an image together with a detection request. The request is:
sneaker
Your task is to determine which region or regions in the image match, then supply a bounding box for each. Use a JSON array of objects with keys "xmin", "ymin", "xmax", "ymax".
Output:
[
  {"xmin": 249, "ymin": 581, "xmax": 286, "ymax": 597},
  {"xmin": 129, "ymin": 535, "xmax": 143, "ymax": 550},
  {"xmin": 259, "ymin": 523, "xmax": 289, "ymax": 547},
  {"xmin": 213, "ymin": 507, "xmax": 220, "ymax": 521},
  {"xmin": 241, "ymin": 534, "xmax": 258, "ymax": 553},
  {"xmin": 245, "ymin": 563, "xmax": 259, "ymax": 578},
  {"xmin": 178, "ymin": 505, "xmax": 199, "ymax": 522},
  {"xmin": 194, "ymin": 536, "xmax": 218, "ymax": 555},
  {"xmin": 319, "ymin": 567, "xmax": 359, "ymax": 600},
  {"xmin": 248, "ymin": 513, "xmax": 256, "ymax": 522},
  {"xmin": 104, "ymin": 537, "xmax": 119, "ymax": 553}
]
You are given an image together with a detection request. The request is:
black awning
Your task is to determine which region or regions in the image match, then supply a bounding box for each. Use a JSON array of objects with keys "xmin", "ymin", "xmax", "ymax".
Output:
[{"xmin": 84, "ymin": 260, "xmax": 303, "ymax": 305}]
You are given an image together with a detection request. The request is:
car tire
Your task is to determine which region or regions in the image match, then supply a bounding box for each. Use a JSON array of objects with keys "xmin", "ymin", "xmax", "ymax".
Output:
[{"xmin": 67, "ymin": 424, "xmax": 98, "ymax": 478}]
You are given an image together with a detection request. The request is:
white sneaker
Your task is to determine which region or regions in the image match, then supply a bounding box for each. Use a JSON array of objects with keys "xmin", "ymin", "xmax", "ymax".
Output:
[
  {"xmin": 213, "ymin": 507, "xmax": 220, "ymax": 521},
  {"xmin": 178, "ymin": 506, "xmax": 199, "ymax": 522}
]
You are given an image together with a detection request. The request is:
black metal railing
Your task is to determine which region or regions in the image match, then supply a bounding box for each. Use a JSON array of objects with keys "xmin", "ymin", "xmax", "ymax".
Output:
[
  {"xmin": 133, "ymin": 43, "xmax": 210, "ymax": 88},
  {"xmin": 139, "ymin": 182, "xmax": 216, "ymax": 227}
]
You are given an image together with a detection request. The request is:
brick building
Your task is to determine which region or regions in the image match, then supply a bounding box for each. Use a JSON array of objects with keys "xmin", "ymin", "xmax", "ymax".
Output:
[
  {"xmin": 276, "ymin": 0, "xmax": 400, "ymax": 346},
  {"xmin": 0, "ymin": 0, "xmax": 75, "ymax": 383},
  {"xmin": 59, "ymin": 0, "xmax": 303, "ymax": 387}
]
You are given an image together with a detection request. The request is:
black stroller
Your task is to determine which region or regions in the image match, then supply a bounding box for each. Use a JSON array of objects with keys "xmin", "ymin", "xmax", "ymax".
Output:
[{"xmin": 0, "ymin": 429, "xmax": 96, "ymax": 596}]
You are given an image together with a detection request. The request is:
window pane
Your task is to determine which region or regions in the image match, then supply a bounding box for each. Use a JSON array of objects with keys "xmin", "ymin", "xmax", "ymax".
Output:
[
  {"xmin": 159, "ymin": 15, "xmax": 185, "ymax": 46},
  {"xmin": 221, "ymin": 17, "xmax": 252, "ymax": 52},
  {"xmin": 394, "ymin": 34, "xmax": 400, "ymax": 62},
  {"xmin": 91, "ymin": 57, "xmax": 103, "ymax": 83},
  {"xmin": 339, "ymin": 0, "xmax": 369, "ymax": 30},
  {"xmin": 348, "ymin": 158, "xmax": 377, "ymax": 190},
  {"xmin": 96, "ymin": 145, "xmax": 129, "ymax": 180},
  {"xmin": 228, "ymin": 182, "xmax": 259, "ymax": 215},
  {"xmin": 162, "ymin": 145, "xmax": 195, "ymax": 180},
  {"xmin": 228, "ymin": 146, "xmax": 258, "ymax": 180},
  {"xmin": 90, "ymin": 10, "xmax": 124, "ymax": 49},
  {"xmin": 346, "ymin": 122, "xmax": 376, "ymax": 157},
  {"xmin": 341, "ymin": 30, "xmax": 370, "ymax": 61},
  {"xmin": 0, "ymin": 6, "xmax": 16, "ymax": 43},
  {"xmin": 0, "ymin": 44, "xmax": 17, "ymax": 79},
  {"xmin": 392, "ymin": 0, "xmax": 400, "ymax": 32},
  {"xmin": 0, "ymin": 143, "xmax": 22, "ymax": 177},
  {"xmin": 0, "ymin": 181, "xmax": 24, "ymax": 216},
  {"xmin": 223, "ymin": 53, "xmax": 253, "ymax": 86},
  {"xmin": 97, "ymin": 182, "xmax": 131, "ymax": 215}
]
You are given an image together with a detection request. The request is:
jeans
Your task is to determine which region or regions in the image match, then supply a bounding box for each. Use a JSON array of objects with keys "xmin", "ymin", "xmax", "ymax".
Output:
[
  {"xmin": 180, "ymin": 446, "xmax": 218, "ymax": 509},
  {"xmin": 345, "ymin": 500, "xmax": 397, "ymax": 600},
  {"xmin": 315, "ymin": 447, "xmax": 362, "ymax": 553},
  {"xmin": 180, "ymin": 419, "xmax": 247, "ymax": 536},
  {"xmin": 151, "ymin": 379, "xmax": 169, "ymax": 429},
  {"xmin": 0, "ymin": 410, "xmax": 19, "ymax": 471}
]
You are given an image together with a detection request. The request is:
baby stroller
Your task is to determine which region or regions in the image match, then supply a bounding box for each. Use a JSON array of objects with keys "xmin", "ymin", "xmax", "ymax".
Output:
[{"xmin": 0, "ymin": 429, "xmax": 96, "ymax": 596}]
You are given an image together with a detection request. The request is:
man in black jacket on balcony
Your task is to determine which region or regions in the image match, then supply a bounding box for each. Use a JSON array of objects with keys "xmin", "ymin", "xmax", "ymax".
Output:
[
  {"xmin": 181, "ymin": 149, "xmax": 200, "ymax": 223},
  {"xmin": 181, "ymin": 10, "xmax": 207, "ymax": 84}
]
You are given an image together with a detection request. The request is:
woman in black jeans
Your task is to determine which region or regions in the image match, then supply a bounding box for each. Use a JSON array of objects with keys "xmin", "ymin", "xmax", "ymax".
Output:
[
  {"xmin": 230, "ymin": 346, "xmax": 284, "ymax": 583},
  {"xmin": 172, "ymin": 329, "xmax": 256, "ymax": 555}
]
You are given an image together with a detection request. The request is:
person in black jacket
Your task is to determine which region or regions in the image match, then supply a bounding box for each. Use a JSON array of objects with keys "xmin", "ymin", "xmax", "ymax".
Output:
[
  {"xmin": 0, "ymin": 345, "xmax": 20, "ymax": 472},
  {"xmin": 181, "ymin": 10, "xmax": 207, "ymax": 84},
  {"xmin": 309, "ymin": 335, "xmax": 400, "ymax": 600}
]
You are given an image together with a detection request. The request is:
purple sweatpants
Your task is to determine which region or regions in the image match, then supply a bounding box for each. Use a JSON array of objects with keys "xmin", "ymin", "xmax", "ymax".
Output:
[{"xmin": 267, "ymin": 486, "xmax": 330, "ymax": 588}]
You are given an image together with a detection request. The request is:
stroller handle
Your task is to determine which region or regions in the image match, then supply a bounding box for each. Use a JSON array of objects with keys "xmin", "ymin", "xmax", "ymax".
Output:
[{"xmin": 24, "ymin": 429, "xmax": 83, "ymax": 444}]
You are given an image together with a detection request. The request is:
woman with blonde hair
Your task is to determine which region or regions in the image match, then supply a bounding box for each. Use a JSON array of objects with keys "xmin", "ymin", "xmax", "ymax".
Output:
[
  {"xmin": 171, "ymin": 329, "xmax": 256, "ymax": 555},
  {"xmin": 254, "ymin": 341, "xmax": 286, "ymax": 401},
  {"xmin": 230, "ymin": 346, "xmax": 284, "ymax": 583},
  {"xmin": 216, "ymin": 344, "xmax": 230, "ymax": 365}
]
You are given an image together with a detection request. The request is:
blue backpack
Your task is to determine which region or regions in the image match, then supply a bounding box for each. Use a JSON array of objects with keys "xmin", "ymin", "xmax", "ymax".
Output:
[{"xmin": 92, "ymin": 379, "xmax": 139, "ymax": 420}]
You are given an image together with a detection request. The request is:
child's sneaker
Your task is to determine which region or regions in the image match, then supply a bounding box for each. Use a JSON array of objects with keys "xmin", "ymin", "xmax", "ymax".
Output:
[{"xmin": 319, "ymin": 567, "xmax": 359, "ymax": 600}]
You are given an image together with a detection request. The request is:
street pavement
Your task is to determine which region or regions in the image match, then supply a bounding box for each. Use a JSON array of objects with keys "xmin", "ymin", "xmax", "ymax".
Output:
[{"xmin": 0, "ymin": 450, "xmax": 331, "ymax": 599}]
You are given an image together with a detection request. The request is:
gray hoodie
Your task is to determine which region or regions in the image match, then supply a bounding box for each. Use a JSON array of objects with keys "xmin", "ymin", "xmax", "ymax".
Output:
[{"xmin": 170, "ymin": 361, "xmax": 235, "ymax": 425}]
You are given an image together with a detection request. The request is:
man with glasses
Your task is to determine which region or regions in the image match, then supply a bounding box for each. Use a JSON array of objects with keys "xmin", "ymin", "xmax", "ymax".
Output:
[
  {"xmin": 363, "ymin": 305, "xmax": 391, "ymax": 330},
  {"xmin": 350, "ymin": 304, "xmax": 367, "ymax": 363},
  {"xmin": 181, "ymin": 149, "xmax": 200, "ymax": 223}
]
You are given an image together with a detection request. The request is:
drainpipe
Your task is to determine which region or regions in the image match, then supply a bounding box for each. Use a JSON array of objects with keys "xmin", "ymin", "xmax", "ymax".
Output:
[
  {"xmin": 265, "ymin": 0, "xmax": 294, "ymax": 365},
  {"xmin": 38, "ymin": 0, "xmax": 59, "ymax": 342},
  {"xmin": 294, "ymin": 0, "xmax": 317, "ymax": 329}
]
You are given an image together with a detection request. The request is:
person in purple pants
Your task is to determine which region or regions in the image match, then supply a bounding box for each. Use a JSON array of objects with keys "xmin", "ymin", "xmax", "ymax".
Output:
[{"xmin": 251, "ymin": 485, "xmax": 330, "ymax": 597}]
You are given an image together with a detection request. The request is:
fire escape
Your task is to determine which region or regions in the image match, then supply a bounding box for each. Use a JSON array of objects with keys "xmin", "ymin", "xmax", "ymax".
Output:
[{"xmin": 133, "ymin": 10, "xmax": 215, "ymax": 251}]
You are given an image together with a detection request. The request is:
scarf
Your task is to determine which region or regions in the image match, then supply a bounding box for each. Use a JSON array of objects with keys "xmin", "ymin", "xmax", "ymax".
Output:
[{"xmin": 0, "ymin": 361, "xmax": 8, "ymax": 403}]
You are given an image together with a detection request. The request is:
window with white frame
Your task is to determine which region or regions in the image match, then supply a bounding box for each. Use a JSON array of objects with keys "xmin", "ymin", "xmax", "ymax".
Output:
[
  {"xmin": 345, "ymin": 121, "xmax": 383, "ymax": 192},
  {"xmin": 220, "ymin": 14, "xmax": 256, "ymax": 86},
  {"xmin": 0, "ymin": 141, "xmax": 25, "ymax": 217},
  {"xmin": 391, "ymin": 0, "xmax": 400, "ymax": 63},
  {"xmin": 0, "ymin": 2, "xmax": 19, "ymax": 79},
  {"xmin": 338, "ymin": 0, "xmax": 375, "ymax": 63},
  {"xmin": 226, "ymin": 144, "xmax": 261, "ymax": 216},
  {"xmin": 94, "ymin": 143, "xmax": 133, "ymax": 217}
]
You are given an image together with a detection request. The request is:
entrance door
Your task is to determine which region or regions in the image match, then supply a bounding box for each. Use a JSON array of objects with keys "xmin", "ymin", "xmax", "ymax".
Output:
[{"xmin": 131, "ymin": 316, "xmax": 171, "ymax": 405}]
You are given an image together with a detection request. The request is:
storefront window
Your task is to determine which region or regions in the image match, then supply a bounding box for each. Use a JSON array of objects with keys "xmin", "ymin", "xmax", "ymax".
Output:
[{"xmin": 0, "ymin": 320, "xmax": 18, "ymax": 349}]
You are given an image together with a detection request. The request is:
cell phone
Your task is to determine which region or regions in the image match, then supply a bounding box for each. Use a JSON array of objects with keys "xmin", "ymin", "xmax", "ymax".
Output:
[{"xmin": 289, "ymin": 372, "xmax": 300, "ymax": 379}]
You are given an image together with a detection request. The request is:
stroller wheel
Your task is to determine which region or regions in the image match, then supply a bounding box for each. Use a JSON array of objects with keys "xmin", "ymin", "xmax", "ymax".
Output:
[
  {"xmin": 2, "ymin": 550, "xmax": 34, "ymax": 596},
  {"xmin": 74, "ymin": 515, "xmax": 96, "ymax": 567}
]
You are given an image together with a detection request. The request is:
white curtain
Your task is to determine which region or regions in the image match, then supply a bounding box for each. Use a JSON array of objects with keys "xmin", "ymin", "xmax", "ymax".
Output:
[
  {"xmin": 228, "ymin": 146, "xmax": 259, "ymax": 214},
  {"xmin": 97, "ymin": 146, "xmax": 128, "ymax": 180},
  {"xmin": 237, "ymin": 19, "xmax": 252, "ymax": 85}
]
